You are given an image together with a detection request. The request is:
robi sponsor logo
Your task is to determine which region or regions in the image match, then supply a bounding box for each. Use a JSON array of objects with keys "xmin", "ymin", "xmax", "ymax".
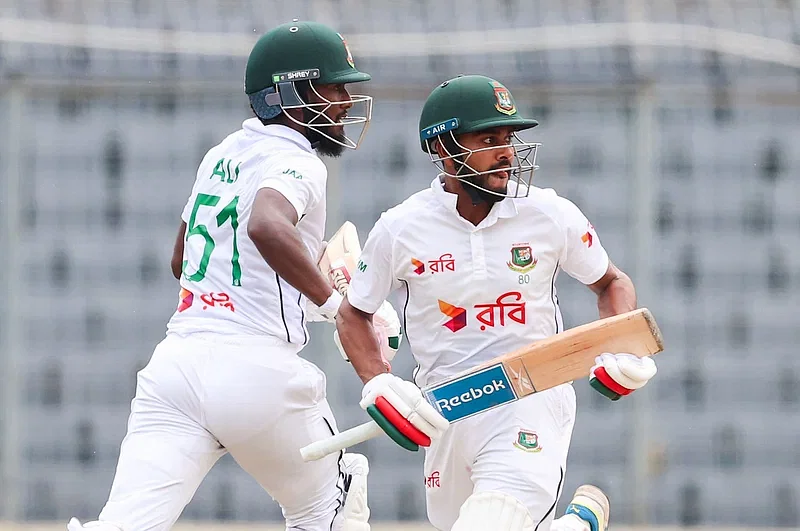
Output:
[
  {"xmin": 424, "ymin": 471, "xmax": 440, "ymax": 488},
  {"xmin": 436, "ymin": 292, "xmax": 527, "ymax": 332},
  {"xmin": 474, "ymin": 291, "xmax": 526, "ymax": 331},
  {"xmin": 411, "ymin": 254, "xmax": 456, "ymax": 275},
  {"xmin": 581, "ymin": 221, "xmax": 596, "ymax": 247},
  {"xmin": 438, "ymin": 300, "xmax": 467, "ymax": 332},
  {"xmin": 177, "ymin": 289, "xmax": 236, "ymax": 313}
]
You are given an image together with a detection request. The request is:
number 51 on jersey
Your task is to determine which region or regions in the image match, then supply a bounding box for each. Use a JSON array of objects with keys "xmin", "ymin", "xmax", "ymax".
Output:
[{"xmin": 183, "ymin": 193, "xmax": 242, "ymax": 287}]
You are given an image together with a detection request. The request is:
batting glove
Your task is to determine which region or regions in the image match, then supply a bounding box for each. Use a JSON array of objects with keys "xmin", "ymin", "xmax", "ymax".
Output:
[
  {"xmin": 334, "ymin": 300, "xmax": 401, "ymax": 370},
  {"xmin": 360, "ymin": 373, "xmax": 449, "ymax": 452},
  {"xmin": 373, "ymin": 300, "xmax": 402, "ymax": 363},
  {"xmin": 589, "ymin": 353, "xmax": 657, "ymax": 401}
]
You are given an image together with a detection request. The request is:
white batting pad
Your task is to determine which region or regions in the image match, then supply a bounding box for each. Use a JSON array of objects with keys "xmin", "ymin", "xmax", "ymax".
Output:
[
  {"xmin": 451, "ymin": 491, "xmax": 535, "ymax": 531},
  {"xmin": 338, "ymin": 453, "xmax": 371, "ymax": 531}
]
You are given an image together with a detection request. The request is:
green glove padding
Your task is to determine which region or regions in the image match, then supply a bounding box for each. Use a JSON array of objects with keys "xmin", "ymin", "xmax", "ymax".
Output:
[
  {"xmin": 366, "ymin": 404, "xmax": 419, "ymax": 452},
  {"xmin": 590, "ymin": 377, "xmax": 622, "ymax": 401}
]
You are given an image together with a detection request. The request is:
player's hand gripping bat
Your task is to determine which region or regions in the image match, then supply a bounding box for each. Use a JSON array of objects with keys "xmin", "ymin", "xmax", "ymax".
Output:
[
  {"xmin": 318, "ymin": 221, "xmax": 362, "ymax": 296},
  {"xmin": 317, "ymin": 221, "xmax": 401, "ymax": 367},
  {"xmin": 300, "ymin": 308, "xmax": 664, "ymax": 461}
]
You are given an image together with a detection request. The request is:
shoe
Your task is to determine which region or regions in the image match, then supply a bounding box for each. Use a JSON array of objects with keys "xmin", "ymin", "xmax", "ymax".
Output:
[{"xmin": 564, "ymin": 484, "xmax": 609, "ymax": 531}]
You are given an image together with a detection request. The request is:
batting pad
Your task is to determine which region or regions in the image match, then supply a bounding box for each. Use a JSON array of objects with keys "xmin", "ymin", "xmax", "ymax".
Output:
[{"xmin": 451, "ymin": 491, "xmax": 534, "ymax": 531}]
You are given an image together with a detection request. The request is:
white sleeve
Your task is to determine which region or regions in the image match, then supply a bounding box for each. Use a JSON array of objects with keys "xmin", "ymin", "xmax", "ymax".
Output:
[
  {"xmin": 559, "ymin": 198, "xmax": 610, "ymax": 285},
  {"xmin": 181, "ymin": 197, "xmax": 192, "ymax": 223},
  {"xmin": 182, "ymin": 151, "xmax": 216, "ymax": 223},
  {"xmin": 258, "ymin": 154, "xmax": 327, "ymax": 220},
  {"xmin": 180, "ymin": 180, "xmax": 201, "ymax": 223},
  {"xmin": 346, "ymin": 216, "xmax": 401, "ymax": 314}
]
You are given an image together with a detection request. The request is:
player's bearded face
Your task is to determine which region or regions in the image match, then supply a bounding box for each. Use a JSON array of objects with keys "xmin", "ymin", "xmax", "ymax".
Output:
[
  {"xmin": 304, "ymin": 83, "xmax": 353, "ymax": 158},
  {"xmin": 470, "ymin": 160, "xmax": 512, "ymax": 196},
  {"xmin": 454, "ymin": 128, "xmax": 516, "ymax": 202}
]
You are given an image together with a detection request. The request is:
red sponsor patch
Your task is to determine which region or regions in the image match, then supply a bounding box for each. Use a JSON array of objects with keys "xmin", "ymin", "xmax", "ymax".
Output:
[
  {"xmin": 425, "ymin": 471, "xmax": 441, "ymax": 488},
  {"xmin": 199, "ymin": 292, "xmax": 235, "ymax": 312},
  {"xmin": 474, "ymin": 291, "xmax": 526, "ymax": 331},
  {"xmin": 438, "ymin": 300, "xmax": 467, "ymax": 332}
]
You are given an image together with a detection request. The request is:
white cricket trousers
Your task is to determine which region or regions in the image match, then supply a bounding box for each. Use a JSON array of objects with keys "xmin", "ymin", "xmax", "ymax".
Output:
[
  {"xmin": 424, "ymin": 384, "xmax": 577, "ymax": 531},
  {"xmin": 97, "ymin": 332, "xmax": 346, "ymax": 531}
]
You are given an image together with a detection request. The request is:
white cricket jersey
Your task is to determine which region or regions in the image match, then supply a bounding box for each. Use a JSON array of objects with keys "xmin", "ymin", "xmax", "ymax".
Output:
[
  {"xmin": 166, "ymin": 120, "xmax": 327, "ymax": 344},
  {"xmin": 347, "ymin": 177, "xmax": 610, "ymax": 387}
]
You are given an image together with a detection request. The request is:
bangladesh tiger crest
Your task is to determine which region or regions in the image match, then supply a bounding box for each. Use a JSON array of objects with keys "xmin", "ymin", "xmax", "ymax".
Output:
[
  {"xmin": 338, "ymin": 33, "xmax": 355, "ymax": 68},
  {"xmin": 491, "ymin": 81, "xmax": 516, "ymax": 115},
  {"xmin": 507, "ymin": 244, "xmax": 538, "ymax": 273},
  {"xmin": 514, "ymin": 430, "xmax": 542, "ymax": 453}
]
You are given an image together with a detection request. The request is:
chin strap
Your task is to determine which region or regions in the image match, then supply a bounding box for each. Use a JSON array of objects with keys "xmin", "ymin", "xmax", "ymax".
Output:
[
  {"xmin": 465, "ymin": 184, "xmax": 485, "ymax": 205},
  {"xmin": 454, "ymin": 163, "xmax": 486, "ymax": 206},
  {"xmin": 463, "ymin": 179, "xmax": 485, "ymax": 206},
  {"xmin": 300, "ymin": 107, "xmax": 321, "ymax": 149},
  {"xmin": 462, "ymin": 173, "xmax": 509, "ymax": 207}
]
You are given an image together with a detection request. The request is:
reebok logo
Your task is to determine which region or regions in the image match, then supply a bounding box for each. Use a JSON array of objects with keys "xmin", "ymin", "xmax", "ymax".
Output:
[
  {"xmin": 438, "ymin": 300, "xmax": 466, "ymax": 332},
  {"xmin": 424, "ymin": 364, "xmax": 518, "ymax": 422},
  {"xmin": 435, "ymin": 380, "xmax": 507, "ymax": 412}
]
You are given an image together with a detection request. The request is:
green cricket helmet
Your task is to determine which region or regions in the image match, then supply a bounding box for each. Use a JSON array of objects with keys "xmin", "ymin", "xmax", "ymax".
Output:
[
  {"xmin": 419, "ymin": 75, "xmax": 541, "ymax": 199},
  {"xmin": 245, "ymin": 20, "xmax": 373, "ymax": 149}
]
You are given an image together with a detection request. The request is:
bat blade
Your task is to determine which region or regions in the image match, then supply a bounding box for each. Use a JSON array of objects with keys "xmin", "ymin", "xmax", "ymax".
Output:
[
  {"xmin": 423, "ymin": 309, "xmax": 663, "ymax": 423},
  {"xmin": 501, "ymin": 308, "xmax": 663, "ymax": 398},
  {"xmin": 300, "ymin": 308, "xmax": 665, "ymax": 461}
]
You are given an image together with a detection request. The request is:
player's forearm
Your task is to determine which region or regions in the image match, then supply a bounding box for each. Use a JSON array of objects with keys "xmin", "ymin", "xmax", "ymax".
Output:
[
  {"xmin": 248, "ymin": 215, "xmax": 332, "ymax": 306},
  {"xmin": 337, "ymin": 299, "xmax": 389, "ymax": 383},
  {"xmin": 596, "ymin": 269, "xmax": 636, "ymax": 318}
]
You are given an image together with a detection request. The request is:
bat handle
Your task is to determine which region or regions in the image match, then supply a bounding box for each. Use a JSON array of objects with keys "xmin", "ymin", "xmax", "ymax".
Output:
[{"xmin": 300, "ymin": 421, "xmax": 385, "ymax": 462}]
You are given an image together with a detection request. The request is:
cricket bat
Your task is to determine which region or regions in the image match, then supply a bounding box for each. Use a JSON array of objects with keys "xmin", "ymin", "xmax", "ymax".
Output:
[
  {"xmin": 300, "ymin": 307, "xmax": 664, "ymax": 462},
  {"xmin": 318, "ymin": 221, "xmax": 361, "ymax": 295}
]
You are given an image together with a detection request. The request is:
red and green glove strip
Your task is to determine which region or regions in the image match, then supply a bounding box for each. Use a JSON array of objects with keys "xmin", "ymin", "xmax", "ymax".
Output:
[
  {"xmin": 366, "ymin": 396, "xmax": 431, "ymax": 452},
  {"xmin": 360, "ymin": 372, "xmax": 450, "ymax": 452},
  {"xmin": 589, "ymin": 353, "xmax": 658, "ymax": 401},
  {"xmin": 589, "ymin": 366, "xmax": 634, "ymax": 401}
]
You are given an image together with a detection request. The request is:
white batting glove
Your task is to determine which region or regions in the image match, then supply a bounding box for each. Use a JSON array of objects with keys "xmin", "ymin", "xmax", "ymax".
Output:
[
  {"xmin": 360, "ymin": 373, "xmax": 449, "ymax": 452},
  {"xmin": 589, "ymin": 353, "xmax": 657, "ymax": 401},
  {"xmin": 334, "ymin": 300, "xmax": 401, "ymax": 370},
  {"xmin": 333, "ymin": 329, "xmax": 393, "ymax": 371},
  {"xmin": 373, "ymin": 300, "xmax": 402, "ymax": 363}
]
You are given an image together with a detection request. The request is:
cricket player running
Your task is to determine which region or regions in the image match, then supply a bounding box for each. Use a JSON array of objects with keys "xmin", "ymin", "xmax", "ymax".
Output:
[
  {"xmin": 335, "ymin": 75, "xmax": 658, "ymax": 531},
  {"xmin": 67, "ymin": 21, "xmax": 401, "ymax": 531}
]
